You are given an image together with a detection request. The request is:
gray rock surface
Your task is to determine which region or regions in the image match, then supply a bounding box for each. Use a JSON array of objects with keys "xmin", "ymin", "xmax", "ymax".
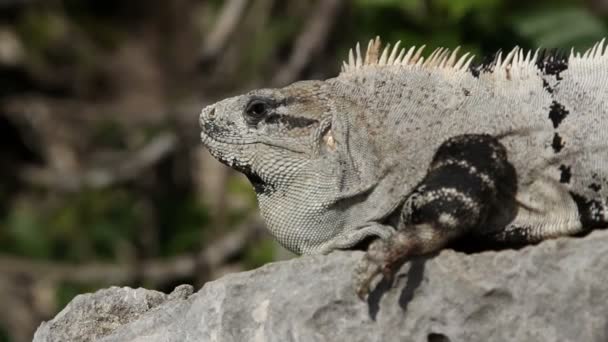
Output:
[{"xmin": 34, "ymin": 230, "xmax": 608, "ymax": 342}]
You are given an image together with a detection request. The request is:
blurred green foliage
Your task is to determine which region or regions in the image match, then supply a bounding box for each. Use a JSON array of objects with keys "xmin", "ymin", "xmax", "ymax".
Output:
[
  {"xmin": 512, "ymin": 7, "xmax": 607, "ymax": 49},
  {"xmin": 0, "ymin": 327, "xmax": 9, "ymax": 342},
  {"xmin": 159, "ymin": 194, "xmax": 210, "ymax": 257},
  {"xmin": 348, "ymin": 0, "xmax": 608, "ymax": 58},
  {"xmin": 55, "ymin": 281, "xmax": 99, "ymax": 310},
  {"xmin": 2, "ymin": 189, "xmax": 139, "ymax": 261},
  {"xmin": 243, "ymin": 238, "xmax": 276, "ymax": 270}
]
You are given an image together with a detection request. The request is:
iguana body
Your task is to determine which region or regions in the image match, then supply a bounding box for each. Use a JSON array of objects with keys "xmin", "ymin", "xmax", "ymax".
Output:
[{"xmin": 199, "ymin": 37, "xmax": 608, "ymax": 297}]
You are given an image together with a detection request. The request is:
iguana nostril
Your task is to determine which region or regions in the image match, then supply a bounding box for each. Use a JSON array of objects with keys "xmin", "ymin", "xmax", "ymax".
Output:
[{"xmin": 207, "ymin": 107, "xmax": 216, "ymax": 120}]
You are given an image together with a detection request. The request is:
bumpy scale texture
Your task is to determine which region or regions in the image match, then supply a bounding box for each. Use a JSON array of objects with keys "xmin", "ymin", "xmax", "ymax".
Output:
[{"xmin": 200, "ymin": 37, "xmax": 608, "ymax": 296}]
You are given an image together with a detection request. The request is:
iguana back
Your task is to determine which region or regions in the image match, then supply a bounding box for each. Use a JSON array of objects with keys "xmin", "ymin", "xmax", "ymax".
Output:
[{"xmin": 332, "ymin": 38, "xmax": 608, "ymax": 242}]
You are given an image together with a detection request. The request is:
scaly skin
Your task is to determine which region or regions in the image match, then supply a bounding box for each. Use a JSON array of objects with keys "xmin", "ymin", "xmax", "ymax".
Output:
[{"xmin": 200, "ymin": 37, "xmax": 608, "ymax": 298}]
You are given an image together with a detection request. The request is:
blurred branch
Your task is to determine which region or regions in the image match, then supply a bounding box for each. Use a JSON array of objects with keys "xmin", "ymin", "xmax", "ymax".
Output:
[
  {"xmin": 195, "ymin": 157, "xmax": 231, "ymax": 286},
  {"xmin": 0, "ymin": 278, "xmax": 42, "ymax": 342},
  {"xmin": 19, "ymin": 132, "xmax": 178, "ymax": 191},
  {"xmin": 271, "ymin": 0, "xmax": 343, "ymax": 86},
  {"xmin": 199, "ymin": 0, "xmax": 250, "ymax": 65},
  {"xmin": 0, "ymin": 217, "xmax": 265, "ymax": 285}
]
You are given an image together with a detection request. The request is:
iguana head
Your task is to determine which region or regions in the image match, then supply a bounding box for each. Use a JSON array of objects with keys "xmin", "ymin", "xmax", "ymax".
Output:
[
  {"xmin": 200, "ymin": 79, "xmax": 350, "ymax": 253},
  {"xmin": 199, "ymin": 80, "xmax": 335, "ymax": 193}
]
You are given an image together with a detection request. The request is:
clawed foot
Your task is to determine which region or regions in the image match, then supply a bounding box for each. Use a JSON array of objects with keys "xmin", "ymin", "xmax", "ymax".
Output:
[
  {"xmin": 353, "ymin": 223, "xmax": 448, "ymax": 299},
  {"xmin": 354, "ymin": 253, "xmax": 381, "ymax": 300},
  {"xmin": 353, "ymin": 233, "xmax": 413, "ymax": 300}
]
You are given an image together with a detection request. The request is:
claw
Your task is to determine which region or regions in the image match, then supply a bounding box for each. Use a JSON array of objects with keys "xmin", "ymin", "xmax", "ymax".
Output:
[
  {"xmin": 381, "ymin": 264, "xmax": 394, "ymax": 281},
  {"xmin": 354, "ymin": 256, "xmax": 381, "ymax": 300},
  {"xmin": 355, "ymin": 277, "xmax": 373, "ymax": 300},
  {"xmin": 352, "ymin": 231, "xmax": 421, "ymax": 299}
]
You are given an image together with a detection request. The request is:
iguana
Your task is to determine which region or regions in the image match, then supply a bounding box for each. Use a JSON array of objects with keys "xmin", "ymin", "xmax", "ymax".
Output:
[{"xmin": 199, "ymin": 37, "xmax": 608, "ymax": 298}]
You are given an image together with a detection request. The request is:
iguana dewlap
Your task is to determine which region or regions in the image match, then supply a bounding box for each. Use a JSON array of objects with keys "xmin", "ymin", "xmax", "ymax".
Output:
[{"xmin": 199, "ymin": 37, "xmax": 608, "ymax": 297}]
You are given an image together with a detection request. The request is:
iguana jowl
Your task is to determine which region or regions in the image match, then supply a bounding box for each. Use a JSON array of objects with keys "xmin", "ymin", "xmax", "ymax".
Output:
[{"xmin": 199, "ymin": 37, "xmax": 608, "ymax": 297}]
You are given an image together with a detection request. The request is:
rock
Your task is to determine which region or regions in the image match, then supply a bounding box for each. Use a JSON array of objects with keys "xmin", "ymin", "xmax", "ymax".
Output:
[
  {"xmin": 34, "ymin": 230, "xmax": 608, "ymax": 342},
  {"xmin": 33, "ymin": 285, "xmax": 193, "ymax": 342}
]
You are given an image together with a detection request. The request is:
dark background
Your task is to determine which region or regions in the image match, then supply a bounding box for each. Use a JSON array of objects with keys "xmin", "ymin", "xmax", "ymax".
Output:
[{"xmin": 1, "ymin": 0, "xmax": 607, "ymax": 341}]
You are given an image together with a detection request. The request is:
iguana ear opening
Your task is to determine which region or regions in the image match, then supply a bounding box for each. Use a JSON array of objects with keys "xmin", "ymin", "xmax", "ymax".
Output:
[
  {"xmin": 322, "ymin": 129, "xmax": 336, "ymax": 151},
  {"xmin": 313, "ymin": 119, "xmax": 337, "ymax": 156}
]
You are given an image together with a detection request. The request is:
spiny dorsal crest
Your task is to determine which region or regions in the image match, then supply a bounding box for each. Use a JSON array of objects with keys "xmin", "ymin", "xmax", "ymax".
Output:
[
  {"xmin": 341, "ymin": 36, "xmax": 474, "ymax": 74},
  {"xmin": 340, "ymin": 36, "xmax": 608, "ymax": 76}
]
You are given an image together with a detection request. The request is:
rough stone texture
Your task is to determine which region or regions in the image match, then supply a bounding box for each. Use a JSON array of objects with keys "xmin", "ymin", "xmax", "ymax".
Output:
[
  {"xmin": 34, "ymin": 230, "xmax": 608, "ymax": 342},
  {"xmin": 33, "ymin": 285, "xmax": 194, "ymax": 342}
]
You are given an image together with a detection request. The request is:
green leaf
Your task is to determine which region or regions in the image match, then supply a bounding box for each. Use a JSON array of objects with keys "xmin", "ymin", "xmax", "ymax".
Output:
[
  {"xmin": 355, "ymin": 0, "xmax": 420, "ymax": 10},
  {"xmin": 511, "ymin": 7, "xmax": 608, "ymax": 48},
  {"xmin": 4, "ymin": 204, "xmax": 51, "ymax": 258},
  {"xmin": 243, "ymin": 238, "xmax": 275, "ymax": 269},
  {"xmin": 436, "ymin": 0, "xmax": 501, "ymax": 21},
  {"xmin": 0, "ymin": 323, "xmax": 9, "ymax": 342}
]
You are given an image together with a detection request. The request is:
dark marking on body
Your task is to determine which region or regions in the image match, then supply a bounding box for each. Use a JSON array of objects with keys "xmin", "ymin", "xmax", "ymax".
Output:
[
  {"xmin": 559, "ymin": 164, "xmax": 572, "ymax": 184},
  {"xmin": 432, "ymin": 134, "xmax": 510, "ymax": 177},
  {"xmin": 589, "ymin": 183, "xmax": 602, "ymax": 192},
  {"xmin": 468, "ymin": 53, "xmax": 497, "ymax": 78},
  {"xmin": 570, "ymin": 192, "xmax": 607, "ymax": 229},
  {"xmin": 203, "ymin": 121, "xmax": 231, "ymax": 136},
  {"xmin": 551, "ymin": 133, "xmax": 565, "ymax": 153},
  {"xmin": 469, "ymin": 66, "xmax": 480, "ymax": 78},
  {"xmin": 501, "ymin": 226, "xmax": 535, "ymax": 245},
  {"xmin": 548, "ymin": 101, "xmax": 569, "ymax": 128},
  {"xmin": 265, "ymin": 114, "xmax": 318, "ymax": 129},
  {"xmin": 462, "ymin": 88, "xmax": 471, "ymax": 96},
  {"xmin": 542, "ymin": 79, "xmax": 553, "ymax": 94},
  {"xmin": 535, "ymin": 49, "xmax": 568, "ymax": 80},
  {"xmin": 404, "ymin": 134, "xmax": 517, "ymax": 235}
]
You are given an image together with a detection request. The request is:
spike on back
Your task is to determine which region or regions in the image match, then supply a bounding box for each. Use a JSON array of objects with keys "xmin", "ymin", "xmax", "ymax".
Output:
[
  {"xmin": 341, "ymin": 36, "xmax": 475, "ymax": 74},
  {"xmin": 579, "ymin": 37, "xmax": 608, "ymax": 59},
  {"xmin": 340, "ymin": 36, "xmax": 608, "ymax": 76}
]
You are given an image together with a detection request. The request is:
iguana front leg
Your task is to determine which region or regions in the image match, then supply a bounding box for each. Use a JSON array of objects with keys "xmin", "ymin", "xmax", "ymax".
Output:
[{"xmin": 355, "ymin": 134, "xmax": 515, "ymax": 299}]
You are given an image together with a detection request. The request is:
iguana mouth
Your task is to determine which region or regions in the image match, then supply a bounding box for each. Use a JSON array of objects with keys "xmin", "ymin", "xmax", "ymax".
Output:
[
  {"xmin": 239, "ymin": 164, "xmax": 270, "ymax": 189},
  {"xmin": 229, "ymin": 160, "xmax": 274, "ymax": 194},
  {"xmin": 201, "ymin": 126, "xmax": 310, "ymax": 158},
  {"xmin": 200, "ymin": 131, "xmax": 245, "ymax": 166},
  {"xmin": 200, "ymin": 125, "xmax": 257, "ymax": 146},
  {"xmin": 200, "ymin": 131, "xmax": 267, "ymax": 184}
]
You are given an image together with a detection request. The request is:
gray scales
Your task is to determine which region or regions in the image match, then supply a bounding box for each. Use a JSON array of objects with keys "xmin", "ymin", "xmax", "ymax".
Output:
[{"xmin": 199, "ymin": 37, "xmax": 608, "ymax": 298}]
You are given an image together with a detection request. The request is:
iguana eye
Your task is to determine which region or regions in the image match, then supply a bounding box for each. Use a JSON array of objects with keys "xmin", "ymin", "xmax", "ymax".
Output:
[{"xmin": 244, "ymin": 99, "xmax": 271, "ymax": 123}]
